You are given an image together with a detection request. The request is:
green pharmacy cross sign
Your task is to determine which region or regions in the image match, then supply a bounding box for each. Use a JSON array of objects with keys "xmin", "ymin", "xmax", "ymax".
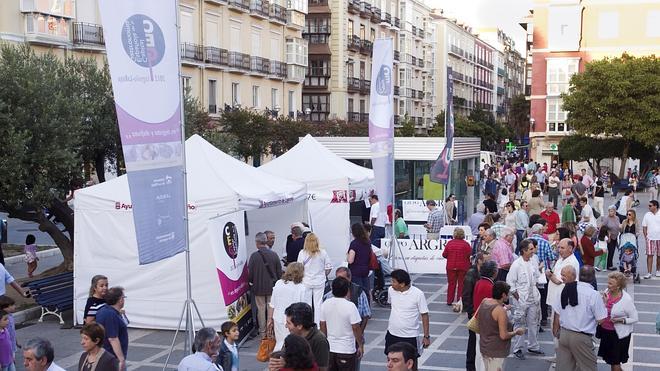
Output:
[{"xmin": 506, "ymin": 142, "xmax": 516, "ymax": 152}]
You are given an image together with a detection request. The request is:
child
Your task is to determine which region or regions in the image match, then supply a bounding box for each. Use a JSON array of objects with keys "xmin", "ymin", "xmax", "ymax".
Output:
[
  {"xmin": 24, "ymin": 234, "xmax": 38, "ymax": 278},
  {"xmin": 216, "ymin": 321, "xmax": 239, "ymax": 371},
  {"xmin": 0, "ymin": 310, "xmax": 12, "ymax": 371},
  {"xmin": 595, "ymin": 227, "xmax": 609, "ymax": 272},
  {"xmin": 621, "ymin": 246, "xmax": 636, "ymax": 276},
  {"xmin": 0, "ymin": 297, "xmax": 17, "ymax": 370}
]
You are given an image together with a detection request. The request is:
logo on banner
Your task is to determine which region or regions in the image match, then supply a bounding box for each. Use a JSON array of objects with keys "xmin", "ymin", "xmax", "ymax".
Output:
[
  {"xmin": 375, "ymin": 66, "xmax": 392, "ymax": 96},
  {"xmin": 223, "ymin": 222, "xmax": 240, "ymax": 267},
  {"xmin": 330, "ymin": 190, "xmax": 349, "ymax": 203},
  {"xmin": 121, "ymin": 14, "xmax": 165, "ymax": 69}
]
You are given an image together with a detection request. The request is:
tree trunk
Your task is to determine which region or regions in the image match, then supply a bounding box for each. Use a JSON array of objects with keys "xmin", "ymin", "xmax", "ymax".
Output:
[
  {"xmin": 619, "ymin": 142, "xmax": 631, "ymax": 179},
  {"xmin": 586, "ymin": 159, "xmax": 596, "ymax": 176},
  {"xmin": 595, "ymin": 158, "xmax": 603, "ymax": 177},
  {"xmin": 94, "ymin": 153, "xmax": 106, "ymax": 183},
  {"xmin": 37, "ymin": 210, "xmax": 74, "ymax": 272}
]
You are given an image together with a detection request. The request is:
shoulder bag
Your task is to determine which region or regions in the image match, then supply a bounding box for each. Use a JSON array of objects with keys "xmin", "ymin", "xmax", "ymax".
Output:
[{"xmin": 466, "ymin": 305, "xmax": 480, "ymax": 334}]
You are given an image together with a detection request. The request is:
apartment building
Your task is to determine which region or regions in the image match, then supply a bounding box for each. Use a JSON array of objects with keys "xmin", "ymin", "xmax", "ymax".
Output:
[
  {"xmin": 431, "ymin": 12, "xmax": 496, "ymax": 119},
  {"xmin": 478, "ymin": 28, "xmax": 526, "ymax": 121},
  {"xmin": 302, "ymin": 0, "xmax": 434, "ymax": 131},
  {"xmin": 525, "ymin": 0, "xmax": 660, "ymax": 164},
  {"xmin": 0, "ymin": 0, "xmax": 308, "ymax": 118}
]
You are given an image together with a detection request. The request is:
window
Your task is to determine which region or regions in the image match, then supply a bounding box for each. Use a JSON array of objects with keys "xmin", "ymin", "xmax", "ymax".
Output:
[
  {"xmin": 360, "ymin": 24, "xmax": 365, "ymax": 40},
  {"xmin": 251, "ymin": 27, "xmax": 261, "ymax": 56},
  {"xmin": 546, "ymin": 58, "xmax": 579, "ymax": 96},
  {"xmin": 208, "ymin": 80, "xmax": 217, "ymax": 113},
  {"xmin": 205, "ymin": 14, "xmax": 220, "ymax": 48},
  {"xmin": 302, "ymin": 94, "xmax": 329, "ymax": 121},
  {"xmin": 348, "ymin": 98, "xmax": 354, "ymax": 112},
  {"xmin": 546, "ymin": 97, "xmax": 569, "ymax": 132},
  {"xmin": 598, "ymin": 12, "xmax": 618, "ymax": 39},
  {"xmin": 348, "ymin": 20, "xmax": 354, "ymax": 36},
  {"xmin": 252, "ymin": 85, "xmax": 260, "ymax": 108},
  {"xmin": 181, "ymin": 76, "xmax": 191, "ymax": 94},
  {"xmin": 271, "ymin": 88, "xmax": 279, "ymax": 109},
  {"xmin": 180, "ymin": 9, "xmax": 194, "ymax": 43},
  {"xmin": 371, "ymin": 28, "xmax": 375, "ymax": 42},
  {"xmin": 305, "ymin": 58, "xmax": 330, "ymax": 87},
  {"xmin": 286, "ymin": 38, "xmax": 308, "ymax": 66},
  {"xmin": 288, "ymin": 90, "xmax": 295, "ymax": 117},
  {"xmin": 231, "ymin": 82, "xmax": 240, "ymax": 105}
]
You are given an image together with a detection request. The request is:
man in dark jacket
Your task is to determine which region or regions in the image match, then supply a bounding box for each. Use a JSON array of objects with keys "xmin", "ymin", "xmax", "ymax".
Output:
[
  {"xmin": 248, "ymin": 232, "xmax": 283, "ymax": 338},
  {"xmin": 461, "ymin": 252, "xmax": 487, "ymax": 371}
]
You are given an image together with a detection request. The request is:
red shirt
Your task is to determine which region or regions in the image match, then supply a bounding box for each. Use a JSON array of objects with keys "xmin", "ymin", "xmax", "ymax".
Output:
[
  {"xmin": 540, "ymin": 210, "xmax": 560, "ymax": 234},
  {"xmin": 473, "ymin": 277, "xmax": 494, "ymax": 311},
  {"xmin": 442, "ymin": 239, "xmax": 472, "ymax": 271},
  {"xmin": 580, "ymin": 235, "xmax": 603, "ymax": 266}
]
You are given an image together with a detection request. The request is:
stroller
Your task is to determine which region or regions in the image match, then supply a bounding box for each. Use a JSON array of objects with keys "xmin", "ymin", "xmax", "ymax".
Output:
[{"xmin": 618, "ymin": 233, "xmax": 640, "ymax": 283}]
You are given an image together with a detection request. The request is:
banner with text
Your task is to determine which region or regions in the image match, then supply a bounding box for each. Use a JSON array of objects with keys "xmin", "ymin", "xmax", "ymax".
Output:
[
  {"xmin": 401, "ymin": 199, "xmax": 440, "ymax": 222},
  {"xmin": 99, "ymin": 0, "xmax": 186, "ymax": 264},
  {"xmin": 208, "ymin": 211, "xmax": 253, "ymax": 343},
  {"xmin": 369, "ymin": 38, "xmax": 394, "ymax": 224},
  {"xmin": 430, "ymin": 67, "xmax": 455, "ymax": 185}
]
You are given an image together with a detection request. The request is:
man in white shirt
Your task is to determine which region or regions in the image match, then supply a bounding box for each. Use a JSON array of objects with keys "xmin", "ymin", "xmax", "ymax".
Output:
[
  {"xmin": 552, "ymin": 266, "xmax": 606, "ymax": 371},
  {"xmin": 22, "ymin": 338, "xmax": 67, "ymax": 371},
  {"xmin": 368, "ymin": 194, "xmax": 386, "ymax": 247},
  {"xmin": 642, "ymin": 200, "xmax": 660, "ymax": 279},
  {"xmin": 507, "ymin": 240, "xmax": 544, "ymax": 359},
  {"xmin": 320, "ymin": 277, "xmax": 364, "ymax": 370},
  {"xmin": 178, "ymin": 327, "xmax": 223, "ymax": 371},
  {"xmin": 385, "ymin": 269, "xmax": 430, "ymax": 360},
  {"xmin": 545, "ymin": 238, "xmax": 580, "ymax": 308},
  {"xmin": 579, "ymin": 197, "xmax": 597, "ymax": 227}
]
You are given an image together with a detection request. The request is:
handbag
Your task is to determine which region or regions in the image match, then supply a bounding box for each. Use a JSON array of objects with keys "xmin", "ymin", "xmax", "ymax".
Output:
[
  {"xmin": 256, "ymin": 325, "xmax": 276, "ymax": 362},
  {"xmin": 368, "ymin": 249, "xmax": 380, "ymax": 270},
  {"xmin": 467, "ymin": 306, "xmax": 480, "ymax": 334}
]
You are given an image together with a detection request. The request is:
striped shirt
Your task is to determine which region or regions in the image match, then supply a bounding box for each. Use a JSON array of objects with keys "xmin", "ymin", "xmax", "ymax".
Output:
[{"xmin": 530, "ymin": 234, "xmax": 556, "ymax": 268}]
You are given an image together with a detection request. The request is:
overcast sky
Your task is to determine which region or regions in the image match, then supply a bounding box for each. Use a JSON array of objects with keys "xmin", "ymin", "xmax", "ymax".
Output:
[{"xmin": 426, "ymin": 0, "xmax": 534, "ymax": 54}]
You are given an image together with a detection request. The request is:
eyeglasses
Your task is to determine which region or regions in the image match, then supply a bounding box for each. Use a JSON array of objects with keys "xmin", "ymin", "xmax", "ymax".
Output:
[{"xmin": 627, "ymin": 213, "xmax": 633, "ymax": 216}]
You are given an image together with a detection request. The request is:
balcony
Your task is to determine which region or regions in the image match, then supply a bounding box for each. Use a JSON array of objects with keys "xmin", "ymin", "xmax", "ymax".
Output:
[
  {"xmin": 304, "ymin": 69, "xmax": 330, "ymax": 88},
  {"xmin": 415, "ymin": 117, "xmax": 423, "ymax": 127},
  {"xmin": 309, "ymin": 0, "xmax": 327, "ymax": 5},
  {"xmin": 497, "ymin": 86, "xmax": 505, "ymax": 95},
  {"xmin": 360, "ymin": 1, "xmax": 372, "ymax": 18},
  {"xmin": 394, "ymin": 50, "xmax": 400, "ymax": 62},
  {"xmin": 228, "ymin": 51, "xmax": 251, "ymax": 72},
  {"xmin": 394, "ymin": 115, "xmax": 400, "ymax": 125},
  {"xmin": 382, "ymin": 12, "xmax": 391, "ymax": 25},
  {"xmin": 229, "ymin": 0, "xmax": 250, "ymax": 11},
  {"xmin": 360, "ymin": 112, "xmax": 369, "ymax": 123},
  {"xmin": 347, "ymin": 111, "xmax": 360, "ymax": 122},
  {"xmin": 411, "ymin": 55, "xmax": 417, "ymax": 66},
  {"xmin": 270, "ymin": 3, "xmax": 287, "ymax": 24},
  {"xmin": 347, "ymin": 77, "xmax": 361, "ymax": 92},
  {"xmin": 270, "ymin": 60, "xmax": 287, "ymax": 79},
  {"xmin": 371, "ymin": 7, "xmax": 381, "ymax": 23},
  {"xmin": 181, "ymin": 43, "xmax": 204, "ymax": 62},
  {"xmin": 347, "ymin": 35, "xmax": 361, "ymax": 51},
  {"xmin": 209, "ymin": 104, "xmax": 218, "ymax": 114},
  {"xmin": 418, "ymin": 59, "xmax": 424, "ymax": 68},
  {"xmin": 416, "ymin": 90, "xmax": 424, "ymax": 99},
  {"xmin": 286, "ymin": 10, "xmax": 305, "ymax": 29},
  {"xmin": 411, "ymin": 25, "xmax": 417, "ymax": 35},
  {"xmin": 361, "ymin": 79, "xmax": 370, "ymax": 94},
  {"xmin": 449, "ymin": 45, "xmax": 464, "ymax": 57},
  {"xmin": 360, "ymin": 39, "xmax": 373, "ymax": 55},
  {"xmin": 393, "ymin": 17, "xmax": 400, "ymax": 29},
  {"xmin": 250, "ymin": 0, "xmax": 270, "ymax": 18},
  {"xmin": 418, "ymin": 28, "xmax": 425, "ymax": 38},
  {"xmin": 348, "ymin": 0, "xmax": 360, "ymax": 13},
  {"xmin": 250, "ymin": 56, "xmax": 270, "ymax": 75},
  {"xmin": 497, "ymin": 106, "xmax": 506, "ymax": 115},
  {"xmin": 72, "ymin": 22, "xmax": 104, "ymax": 46},
  {"xmin": 497, "ymin": 67, "xmax": 506, "ymax": 76},
  {"xmin": 205, "ymin": 47, "xmax": 229, "ymax": 67},
  {"xmin": 394, "ymin": 86, "xmax": 400, "ymax": 96}
]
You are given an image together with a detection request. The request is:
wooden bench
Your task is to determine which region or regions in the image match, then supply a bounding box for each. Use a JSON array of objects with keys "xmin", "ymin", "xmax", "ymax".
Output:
[{"xmin": 22, "ymin": 271, "xmax": 73, "ymax": 324}]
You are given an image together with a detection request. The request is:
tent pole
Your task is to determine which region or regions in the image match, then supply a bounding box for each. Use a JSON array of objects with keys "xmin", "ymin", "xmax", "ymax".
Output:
[{"xmin": 163, "ymin": 0, "xmax": 205, "ymax": 368}]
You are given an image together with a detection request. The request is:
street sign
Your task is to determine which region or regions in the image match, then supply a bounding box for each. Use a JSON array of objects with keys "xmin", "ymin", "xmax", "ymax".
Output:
[
  {"xmin": 506, "ymin": 142, "xmax": 516, "ymax": 152},
  {"xmin": 550, "ymin": 144, "xmax": 558, "ymax": 151}
]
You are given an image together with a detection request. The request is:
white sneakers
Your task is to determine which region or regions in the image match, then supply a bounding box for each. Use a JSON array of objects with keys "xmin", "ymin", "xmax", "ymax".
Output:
[
  {"xmin": 643, "ymin": 273, "xmax": 652, "ymax": 279},
  {"xmin": 657, "ymin": 271, "xmax": 660, "ymax": 277}
]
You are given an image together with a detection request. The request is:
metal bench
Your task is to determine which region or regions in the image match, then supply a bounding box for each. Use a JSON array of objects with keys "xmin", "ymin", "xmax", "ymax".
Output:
[{"xmin": 22, "ymin": 271, "xmax": 73, "ymax": 324}]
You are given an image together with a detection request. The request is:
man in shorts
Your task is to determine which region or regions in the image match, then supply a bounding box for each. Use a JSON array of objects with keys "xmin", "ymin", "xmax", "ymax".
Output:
[{"xmin": 642, "ymin": 200, "xmax": 660, "ymax": 279}]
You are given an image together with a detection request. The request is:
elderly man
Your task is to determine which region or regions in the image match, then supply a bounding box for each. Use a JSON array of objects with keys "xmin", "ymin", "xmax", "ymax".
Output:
[
  {"xmin": 507, "ymin": 240, "xmax": 544, "ymax": 359},
  {"xmin": 540, "ymin": 202, "xmax": 560, "ymax": 234},
  {"xmin": 546, "ymin": 239, "xmax": 580, "ymax": 312},
  {"xmin": 264, "ymin": 230, "xmax": 276, "ymax": 249},
  {"xmin": 248, "ymin": 232, "xmax": 283, "ymax": 337},
  {"xmin": 468, "ymin": 204, "xmax": 487, "ymax": 237},
  {"xmin": 178, "ymin": 328, "xmax": 222, "ymax": 371},
  {"xmin": 480, "ymin": 228, "xmax": 497, "ymax": 255},
  {"xmin": 424, "ymin": 200, "xmax": 444, "ymax": 240},
  {"xmin": 23, "ymin": 338, "xmax": 65, "ymax": 371},
  {"xmin": 95, "ymin": 287, "xmax": 129, "ymax": 368},
  {"xmin": 552, "ymin": 266, "xmax": 606, "ymax": 371},
  {"xmin": 492, "ymin": 227, "xmax": 515, "ymax": 282}
]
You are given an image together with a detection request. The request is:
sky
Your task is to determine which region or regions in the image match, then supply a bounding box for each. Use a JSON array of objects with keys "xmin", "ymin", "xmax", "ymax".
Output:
[{"xmin": 426, "ymin": 0, "xmax": 534, "ymax": 54}]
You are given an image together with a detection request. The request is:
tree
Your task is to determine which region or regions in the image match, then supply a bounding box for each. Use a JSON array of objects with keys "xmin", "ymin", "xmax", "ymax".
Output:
[
  {"xmin": 395, "ymin": 114, "xmax": 416, "ymax": 136},
  {"xmin": 183, "ymin": 89, "xmax": 235, "ymax": 154},
  {"xmin": 558, "ymin": 135, "xmax": 622, "ymax": 175},
  {"xmin": 508, "ymin": 94, "xmax": 530, "ymax": 139},
  {"xmin": 219, "ymin": 108, "xmax": 272, "ymax": 164},
  {"xmin": 562, "ymin": 53, "xmax": 660, "ymax": 178},
  {"xmin": 0, "ymin": 44, "xmax": 85, "ymax": 271},
  {"xmin": 270, "ymin": 116, "xmax": 311, "ymax": 157}
]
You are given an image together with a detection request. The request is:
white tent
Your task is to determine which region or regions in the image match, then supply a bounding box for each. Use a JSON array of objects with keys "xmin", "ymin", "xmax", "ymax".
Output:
[
  {"xmin": 73, "ymin": 134, "xmax": 307, "ymax": 329},
  {"xmin": 260, "ymin": 134, "xmax": 374, "ymax": 266}
]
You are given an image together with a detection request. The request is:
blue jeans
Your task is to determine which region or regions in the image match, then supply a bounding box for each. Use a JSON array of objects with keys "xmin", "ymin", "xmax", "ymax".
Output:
[{"xmin": 515, "ymin": 230, "xmax": 526, "ymax": 255}]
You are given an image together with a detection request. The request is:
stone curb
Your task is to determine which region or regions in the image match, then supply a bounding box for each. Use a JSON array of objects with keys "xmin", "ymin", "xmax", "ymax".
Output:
[
  {"xmin": 4, "ymin": 248, "xmax": 61, "ymax": 264},
  {"xmin": 13, "ymin": 306, "xmax": 42, "ymax": 325}
]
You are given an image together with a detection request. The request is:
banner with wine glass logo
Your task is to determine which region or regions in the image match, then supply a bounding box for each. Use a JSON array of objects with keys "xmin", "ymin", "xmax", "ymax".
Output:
[
  {"xmin": 208, "ymin": 211, "xmax": 253, "ymax": 342},
  {"xmin": 99, "ymin": 0, "xmax": 186, "ymax": 264}
]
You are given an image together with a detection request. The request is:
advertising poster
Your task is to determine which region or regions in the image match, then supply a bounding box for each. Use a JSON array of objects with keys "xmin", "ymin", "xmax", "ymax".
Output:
[
  {"xmin": 208, "ymin": 211, "xmax": 253, "ymax": 342},
  {"xmin": 401, "ymin": 199, "xmax": 441, "ymax": 222},
  {"xmin": 99, "ymin": 0, "xmax": 186, "ymax": 264}
]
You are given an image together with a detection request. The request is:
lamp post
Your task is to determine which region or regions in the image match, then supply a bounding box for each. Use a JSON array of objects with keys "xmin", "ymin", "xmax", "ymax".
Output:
[{"xmin": 304, "ymin": 107, "xmax": 311, "ymax": 121}]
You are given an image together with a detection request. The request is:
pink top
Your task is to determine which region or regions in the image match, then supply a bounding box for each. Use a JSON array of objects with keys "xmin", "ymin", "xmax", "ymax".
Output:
[
  {"xmin": 601, "ymin": 293, "xmax": 622, "ymax": 331},
  {"xmin": 491, "ymin": 239, "xmax": 514, "ymax": 269}
]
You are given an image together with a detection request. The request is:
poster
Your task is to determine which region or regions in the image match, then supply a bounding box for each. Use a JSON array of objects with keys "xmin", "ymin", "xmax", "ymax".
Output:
[
  {"xmin": 401, "ymin": 199, "xmax": 440, "ymax": 222},
  {"xmin": 99, "ymin": 0, "xmax": 186, "ymax": 264},
  {"xmin": 430, "ymin": 67, "xmax": 455, "ymax": 185},
  {"xmin": 208, "ymin": 211, "xmax": 253, "ymax": 342}
]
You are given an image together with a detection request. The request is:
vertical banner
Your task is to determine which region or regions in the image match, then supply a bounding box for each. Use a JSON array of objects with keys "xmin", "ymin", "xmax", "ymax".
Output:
[
  {"xmin": 99, "ymin": 0, "xmax": 186, "ymax": 264},
  {"xmin": 369, "ymin": 39, "xmax": 394, "ymax": 224},
  {"xmin": 208, "ymin": 211, "xmax": 253, "ymax": 342},
  {"xmin": 430, "ymin": 67, "xmax": 455, "ymax": 184}
]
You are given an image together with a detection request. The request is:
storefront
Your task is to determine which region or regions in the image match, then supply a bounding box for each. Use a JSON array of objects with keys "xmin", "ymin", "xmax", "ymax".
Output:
[{"xmin": 313, "ymin": 137, "xmax": 481, "ymax": 223}]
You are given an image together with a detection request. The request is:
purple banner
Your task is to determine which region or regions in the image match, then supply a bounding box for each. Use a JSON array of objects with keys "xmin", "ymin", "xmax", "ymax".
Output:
[
  {"xmin": 430, "ymin": 68, "xmax": 455, "ymax": 184},
  {"xmin": 100, "ymin": 0, "xmax": 186, "ymax": 264}
]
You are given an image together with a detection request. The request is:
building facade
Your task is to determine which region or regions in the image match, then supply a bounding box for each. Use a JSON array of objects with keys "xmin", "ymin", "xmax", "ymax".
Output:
[
  {"xmin": 430, "ymin": 13, "xmax": 497, "ymax": 120},
  {"xmin": 302, "ymin": 0, "xmax": 434, "ymax": 131},
  {"xmin": 526, "ymin": 0, "xmax": 660, "ymax": 164},
  {"xmin": 0, "ymin": 0, "xmax": 308, "ymax": 119}
]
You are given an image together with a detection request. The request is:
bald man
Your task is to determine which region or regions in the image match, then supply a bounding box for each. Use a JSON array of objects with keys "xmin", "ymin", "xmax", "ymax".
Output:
[{"xmin": 545, "ymin": 238, "xmax": 580, "ymax": 309}]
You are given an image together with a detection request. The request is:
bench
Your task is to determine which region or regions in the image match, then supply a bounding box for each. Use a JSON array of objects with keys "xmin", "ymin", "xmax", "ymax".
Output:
[{"xmin": 22, "ymin": 271, "xmax": 73, "ymax": 324}]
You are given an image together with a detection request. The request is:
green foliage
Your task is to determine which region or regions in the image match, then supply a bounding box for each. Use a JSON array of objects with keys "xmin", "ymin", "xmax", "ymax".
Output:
[
  {"xmin": 183, "ymin": 89, "xmax": 235, "ymax": 154},
  {"xmin": 430, "ymin": 108, "xmax": 512, "ymax": 151},
  {"xmin": 270, "ymin": 116, "xmax": 312, "ymax": 157},
  {"xmin": 220, "ymin": 108, "xmax": 272, "ymax": 162},
  {"xmin": 395, "ymin": 114, "xmax": 416, "ymax": 137},
  {"xmin": 560, "ymin": 135, "xmax": 657, "ymax": 175},
  {"xmin": 508, "ymin": 94, "xmax": 530, "ymax": 138}
]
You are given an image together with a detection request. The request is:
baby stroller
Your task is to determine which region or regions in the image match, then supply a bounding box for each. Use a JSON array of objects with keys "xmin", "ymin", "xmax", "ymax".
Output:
[
  {"xmin": 372, "ymin": 255, "xmax": 393, "ymax": 307},
  {"xmin": 618, "ymin": 233, "xmax": 640, "ymax": 283}
]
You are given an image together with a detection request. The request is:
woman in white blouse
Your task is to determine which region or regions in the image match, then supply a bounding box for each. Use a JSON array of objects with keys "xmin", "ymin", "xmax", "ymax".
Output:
[
  {"xmin": 268, "ymin": 262, "xmax": 309, "ymax": 351},
  {"xmin": 297, "ymin": 233, "xmax": 332, "ymax": 325}
]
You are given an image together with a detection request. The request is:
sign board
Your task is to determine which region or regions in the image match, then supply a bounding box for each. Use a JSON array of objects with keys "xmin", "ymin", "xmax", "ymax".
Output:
[
  {"xmin": 401, "ymin": 199, "xmax": 440, "ymax": 222},
  {"xmin": 549, "ymin": 143, "xmax": 558, "ymax": 151}
]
